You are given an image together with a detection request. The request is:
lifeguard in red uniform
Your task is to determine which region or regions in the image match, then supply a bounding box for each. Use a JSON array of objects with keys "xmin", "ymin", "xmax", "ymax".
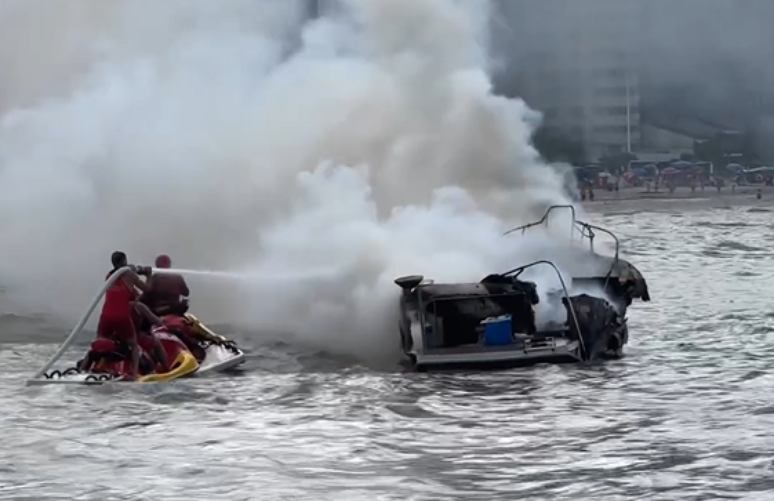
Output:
[
  {"xmin": 140, "ymin": 254, "xmax": 190, "ymax": 317},
  {"xmin": 90, "ymin": 251, "xmax": 159, "ymax": 379}
]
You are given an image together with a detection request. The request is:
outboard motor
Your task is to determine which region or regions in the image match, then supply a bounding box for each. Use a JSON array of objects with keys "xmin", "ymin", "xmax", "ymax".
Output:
[{"xmin": 562, "ymin": 294, "xmax": 624, "ymax": 360}]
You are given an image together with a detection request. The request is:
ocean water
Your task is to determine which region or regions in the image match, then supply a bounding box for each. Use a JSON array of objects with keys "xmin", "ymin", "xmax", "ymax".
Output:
[{"xmin": 2, "ymin": 203, "xmax": 774, "ymax": 500}]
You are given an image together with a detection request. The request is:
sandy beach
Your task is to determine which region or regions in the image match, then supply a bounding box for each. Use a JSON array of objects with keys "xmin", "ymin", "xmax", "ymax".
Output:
[{"xmin": 583, "ymin": 184, "xmax": 774, "ymax": 213}]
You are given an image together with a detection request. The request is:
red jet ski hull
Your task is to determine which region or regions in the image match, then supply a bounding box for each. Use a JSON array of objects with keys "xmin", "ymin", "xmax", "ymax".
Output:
[{"xmin": 83, "ymin": 324, "xmax": 199, "ymax": 382}]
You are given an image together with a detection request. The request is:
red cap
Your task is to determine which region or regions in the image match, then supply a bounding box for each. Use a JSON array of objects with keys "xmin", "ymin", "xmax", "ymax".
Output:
[{"xmin": 155, "ymin": 254, "xmax": 172, "ymax": 269}]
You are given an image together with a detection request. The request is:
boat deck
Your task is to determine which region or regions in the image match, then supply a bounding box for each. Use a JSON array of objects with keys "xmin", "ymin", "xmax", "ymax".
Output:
[{"xmin": 424, "ymin": 330, "xmax": 568, "ymax": 356}]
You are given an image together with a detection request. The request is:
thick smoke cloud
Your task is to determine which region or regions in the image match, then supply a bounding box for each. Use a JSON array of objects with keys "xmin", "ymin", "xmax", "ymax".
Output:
[{"xmin": 0, "ymin": 0, "xmax": 594, "ymax": 360}]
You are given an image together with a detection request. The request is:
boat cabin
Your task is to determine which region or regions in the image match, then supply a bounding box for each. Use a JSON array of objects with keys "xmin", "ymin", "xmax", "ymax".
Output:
[{"xmin": 398, "ymin": 276, "xmax": 545, "ymax": 351}]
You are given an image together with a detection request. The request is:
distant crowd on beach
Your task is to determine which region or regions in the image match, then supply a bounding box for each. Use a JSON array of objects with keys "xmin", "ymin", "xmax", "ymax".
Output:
[{"xmin": 575, "ymin": 160, "xmax": 773, "ymax": 202}]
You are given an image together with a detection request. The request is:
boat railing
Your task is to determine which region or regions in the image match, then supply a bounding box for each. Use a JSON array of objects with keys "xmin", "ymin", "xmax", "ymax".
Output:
[
  {"xmin": 503, "ymin": 205, "xmax": 579, "ymax": 238},
  {"xmin": 26, "ymin": 265, "xmax": 133, "ymax": 385},
  {"xmin": 499, "ymin": 260, "xmax": 587, "ymax": 361},
  {"xmin": 503, "ymin": 204, "xmax": 621, "ymax": 280}
]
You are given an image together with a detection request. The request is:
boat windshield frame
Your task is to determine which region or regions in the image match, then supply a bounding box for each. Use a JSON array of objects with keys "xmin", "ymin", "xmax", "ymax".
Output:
[{"xmin": 503, "ymin": 205, "xmax": 621, "ymax": 279}]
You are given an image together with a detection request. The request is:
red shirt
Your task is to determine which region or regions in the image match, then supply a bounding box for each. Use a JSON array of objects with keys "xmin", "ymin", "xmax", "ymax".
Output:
[
  {"xmin": 145, "ymin": 274, "xmax": 189, "ymax": 310},
  {"xmin": 100, "ymin": 270, "xmax": 137, "ymax": 319}
]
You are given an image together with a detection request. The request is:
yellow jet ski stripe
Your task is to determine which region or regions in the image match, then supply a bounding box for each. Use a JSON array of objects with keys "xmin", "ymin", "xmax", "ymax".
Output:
[{"xmin": 137, "ymin": 350, "xmax": 199, "ymax": 383}]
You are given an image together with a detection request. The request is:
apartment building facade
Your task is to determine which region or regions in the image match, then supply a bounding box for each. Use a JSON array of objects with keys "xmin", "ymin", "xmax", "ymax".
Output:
[
  {"xmin": 306, "ymin": 0, "xmax": 646, "ymax": 161},
  {"xmin": 495, "ymin": 0, "xmax": 642, "ymax": 161}
]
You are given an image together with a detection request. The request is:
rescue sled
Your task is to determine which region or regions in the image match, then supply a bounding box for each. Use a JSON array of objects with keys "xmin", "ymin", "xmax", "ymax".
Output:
[{"xmin": 26, "ymin": 266, "xmax": 246, "ymax": 386}]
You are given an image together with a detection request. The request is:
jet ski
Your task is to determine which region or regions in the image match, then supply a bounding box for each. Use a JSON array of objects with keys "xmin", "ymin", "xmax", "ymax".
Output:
[
  {"xmin": 28, "ymin": 314, "xmax": 245, "ymax": 385},
  {"xmin": 26, "ymin": 265, "xmax": 246, "ymax": 386}
]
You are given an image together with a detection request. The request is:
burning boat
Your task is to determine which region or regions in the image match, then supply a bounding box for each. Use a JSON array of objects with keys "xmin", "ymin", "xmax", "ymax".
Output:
[{"xmin": 395, "ymin": 205, "xmax": 650, "ymax": 371}]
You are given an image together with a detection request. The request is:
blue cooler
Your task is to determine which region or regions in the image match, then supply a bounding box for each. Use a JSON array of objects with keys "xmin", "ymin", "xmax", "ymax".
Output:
[{"xmin": 481, "ymin": 315, "xmax": 513, "ymax": 346}]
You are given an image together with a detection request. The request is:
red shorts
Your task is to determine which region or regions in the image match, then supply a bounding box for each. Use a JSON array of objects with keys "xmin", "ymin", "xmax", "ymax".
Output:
[
  {"xmin": 97, "ymin": 315, "xmax": 136, "ymax": 342},
  {"xmin": 97, "ymin": 316, "xmax": 158, "ymax": 353}
]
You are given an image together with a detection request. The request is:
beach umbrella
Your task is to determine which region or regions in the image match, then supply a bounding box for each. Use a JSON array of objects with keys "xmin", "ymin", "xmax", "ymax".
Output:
[{"xmin": 671, "ymin": 161, "xmax": 694, "ymax": 170}]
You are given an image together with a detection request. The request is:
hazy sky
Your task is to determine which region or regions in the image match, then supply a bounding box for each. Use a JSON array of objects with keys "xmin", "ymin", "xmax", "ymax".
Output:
[
  {"xmin": 1, "ymin": 0, "xmax": 771, "ymax": 157},
  {"xmin": 491, "ymin": 0, "xmax": 774, "ymax": 144}
]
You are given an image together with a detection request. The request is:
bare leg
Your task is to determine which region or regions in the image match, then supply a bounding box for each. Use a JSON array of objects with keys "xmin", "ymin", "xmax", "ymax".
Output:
[
  {"xmin": 152, "ymin": 338, "xmax": 170, "ymax": 372},
  {"xmin": 127, "ymin": 336, "xmax": 140, "ymax": 379},
  {"xmin": 78, "ymin": 353, "xmax": 93, "ymax": 372},
  {"xmin": 132, "ymin": 303, "xmax": 170, "ymax": 371},
  {"xmin": 132, "ymin": 301, "xmax": 162, "ymax": 327}
]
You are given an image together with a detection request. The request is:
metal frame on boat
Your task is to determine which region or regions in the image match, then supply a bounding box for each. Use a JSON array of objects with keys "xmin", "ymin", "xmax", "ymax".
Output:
[
  {"xmin": 503, "ymin": 204, "xmax": 619, "ymax": 252},
  {"xmin": 396, "ymin": 260, "xmax": 628, "ymax": 371},
  {"xmin": 507, "ymin": 204, "xmax": 650, "ymax": 309},
  {"xmin": 26, "ymin": 266, "xmax": 246, "ymax": 386},
  {"xmin": 395, "ymin": 206, "xmax": 649, "ymax": 371},
  {"xmin": 504, "ymin": 205, "xmax": 622, "ymax": 285}
]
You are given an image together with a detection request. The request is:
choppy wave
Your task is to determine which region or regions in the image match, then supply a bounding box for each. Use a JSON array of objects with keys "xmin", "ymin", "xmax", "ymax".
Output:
[{"xmin": 3, "ymin": 206, "xmax": 774, "ymax": 499}]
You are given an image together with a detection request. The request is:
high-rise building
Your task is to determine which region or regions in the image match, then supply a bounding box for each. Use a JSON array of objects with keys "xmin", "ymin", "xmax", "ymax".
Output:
[{"xmin": 494, "ymin": 0, "xmax": 642, "ymax": 160}]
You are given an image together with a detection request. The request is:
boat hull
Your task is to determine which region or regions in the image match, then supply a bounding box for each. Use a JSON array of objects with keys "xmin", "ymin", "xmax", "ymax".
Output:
[
  {"xmin": 408, "ymin": 338, "xmax": 586, "ymax": 371},
  {"xmin": 400, "ymin": 296, "xmax": 629, "ymax": 372}
]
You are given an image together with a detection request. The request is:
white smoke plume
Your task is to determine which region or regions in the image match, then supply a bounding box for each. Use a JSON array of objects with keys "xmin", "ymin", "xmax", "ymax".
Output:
[{"xmin": 0, "ymin": 0, "xmax": 592, "ymax": 361}]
